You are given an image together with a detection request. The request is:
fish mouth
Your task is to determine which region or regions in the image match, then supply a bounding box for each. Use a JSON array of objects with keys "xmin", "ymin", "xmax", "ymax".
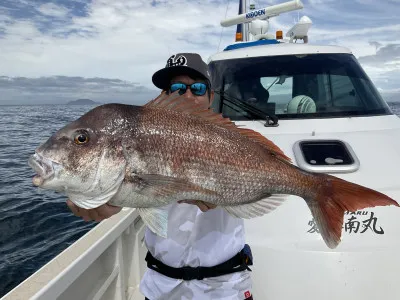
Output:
[{"xmin": 28, "ymin": 153, "xmax": 59, "ymax": 186}]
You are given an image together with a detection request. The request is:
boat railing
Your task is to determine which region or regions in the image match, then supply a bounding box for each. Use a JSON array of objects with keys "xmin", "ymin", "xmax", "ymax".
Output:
[{"xmin": 1, "ymin": 208, "xmax": 146, "ymax": 300}]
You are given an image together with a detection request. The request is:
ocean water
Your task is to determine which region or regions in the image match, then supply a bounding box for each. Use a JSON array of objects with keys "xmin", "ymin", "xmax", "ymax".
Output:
[
  {"xmin": 0, "ymin": 102, "xmax": 399, "ymax": 297},
  {"xmin": 0, "ymin": 105, "xmax": 98, "ymax": 298}
]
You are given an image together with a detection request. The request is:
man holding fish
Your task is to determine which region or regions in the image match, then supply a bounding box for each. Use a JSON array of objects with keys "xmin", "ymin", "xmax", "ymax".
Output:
[
  {"xmin": 29, "ymin": 52, "xmax": 398, "ymax": 299},
  {"xmin": 66, "ymin": 53, "xmax": 255, "ymax": 300}
]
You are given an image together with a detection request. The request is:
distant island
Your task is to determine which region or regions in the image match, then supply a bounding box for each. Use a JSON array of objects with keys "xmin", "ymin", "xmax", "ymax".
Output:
[{"xmin": 67, "ymin": 99, "xmax": 101, "ymax": 105}]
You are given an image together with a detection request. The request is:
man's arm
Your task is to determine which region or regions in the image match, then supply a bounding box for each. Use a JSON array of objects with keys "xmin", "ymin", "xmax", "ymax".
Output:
[
  {"xmin": 66, "ymin": 199, "xmax": 122, "ymax": 222},
  {"xmin": 66, "ymin": 199, "xmax": 217, "ymax": 222},
  {"xmin": 177, "ymin": 200, "xmax": 217, "ymax": 212}
]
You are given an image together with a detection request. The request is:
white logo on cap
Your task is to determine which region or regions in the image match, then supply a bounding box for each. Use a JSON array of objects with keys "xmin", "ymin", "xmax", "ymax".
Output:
[{"xmin": 166, "ymin": 54, "xmax": 187, "ymax": 67}]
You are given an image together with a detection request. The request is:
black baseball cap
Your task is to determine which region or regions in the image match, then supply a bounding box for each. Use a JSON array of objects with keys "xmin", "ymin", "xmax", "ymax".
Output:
[{"xmin": 152, "ymin": 53, "xmax": 211, "ymax": 90}]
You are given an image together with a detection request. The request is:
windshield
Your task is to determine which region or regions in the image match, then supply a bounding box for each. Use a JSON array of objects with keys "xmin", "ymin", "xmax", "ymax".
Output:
[{"xmin": 209, "ymin": 53, "xmax": 392, "ymax": 120}]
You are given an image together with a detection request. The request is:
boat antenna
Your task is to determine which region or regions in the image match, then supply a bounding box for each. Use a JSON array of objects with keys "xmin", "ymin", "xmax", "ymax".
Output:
[
  {"xmin": 235, "ymin": 0, "xmax": 245, "ymax": 42},
  {"xmin": 221, "ymin": 0, "xmax": 304, "ymax": 42},
  {"xmin": 218, "ymin": 0, "xmax": 231, "ymax": 51}
]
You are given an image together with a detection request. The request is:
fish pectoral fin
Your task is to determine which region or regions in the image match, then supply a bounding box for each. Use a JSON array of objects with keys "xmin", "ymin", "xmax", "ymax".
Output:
[
  {"xmin": 138, "ymin": 207, "xmax": 169, "ymax": 238},
  {"xmin": 223, "ymin": 194, "xmax": 289, "ymax": 219},
  {"xmin": 137, "ymin": 174, "xmax": 218, "ymax": 198}
]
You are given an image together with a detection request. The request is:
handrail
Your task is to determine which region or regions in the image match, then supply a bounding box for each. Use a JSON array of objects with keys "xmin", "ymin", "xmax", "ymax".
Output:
[{"xmin": 1, "ymin": 208, "xmax": 145, "ymax": 300}]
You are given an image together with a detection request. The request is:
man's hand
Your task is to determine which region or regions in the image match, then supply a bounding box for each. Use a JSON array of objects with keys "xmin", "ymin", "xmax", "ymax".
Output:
[
  {"xmin": 177, "ymin": 200, "xmax": 217, "ymax": 212},
  {"xmin": 66, "ymin": 199, "xmax": 122, "ymax": 222}
]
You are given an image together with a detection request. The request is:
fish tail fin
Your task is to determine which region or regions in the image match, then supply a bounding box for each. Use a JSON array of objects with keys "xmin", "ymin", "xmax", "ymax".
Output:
[{"xmin": 308, "ymin": 174, "xmax": 399, "ymax": 249}]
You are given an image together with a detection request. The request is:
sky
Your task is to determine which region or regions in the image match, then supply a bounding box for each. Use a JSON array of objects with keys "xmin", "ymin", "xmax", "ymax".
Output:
[{"xmin": 0, "ymin": 0, "xmax": 399, "ymax": 105}]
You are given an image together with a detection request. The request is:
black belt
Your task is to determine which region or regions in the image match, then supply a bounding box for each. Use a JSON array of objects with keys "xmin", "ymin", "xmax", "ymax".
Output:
[{"xmin": 145, "ymin": 244, "xmax": 253, "ymax": 281}]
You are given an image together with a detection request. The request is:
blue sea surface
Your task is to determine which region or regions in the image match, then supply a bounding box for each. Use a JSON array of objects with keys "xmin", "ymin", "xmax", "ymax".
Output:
[{"xmin": 0, "ymin": 102, "xmax": 399, "ymax": 297}]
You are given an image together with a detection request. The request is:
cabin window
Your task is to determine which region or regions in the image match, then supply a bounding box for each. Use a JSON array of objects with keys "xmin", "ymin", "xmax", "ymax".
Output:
[{"xmin": 209, "ymin": 53, "xmax": 392, "ymax": 120}]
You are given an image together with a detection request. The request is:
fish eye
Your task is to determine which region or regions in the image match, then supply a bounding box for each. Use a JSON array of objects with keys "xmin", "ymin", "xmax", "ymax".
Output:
[{"xmin": 74, "ymin": 131, "xmax": 89, "ymax": 145}]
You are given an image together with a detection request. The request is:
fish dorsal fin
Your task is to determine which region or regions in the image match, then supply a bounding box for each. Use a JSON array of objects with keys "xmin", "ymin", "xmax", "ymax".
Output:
[{"xmin": 144, "ymin": 92, "xmax": 291, "ymax": 163}]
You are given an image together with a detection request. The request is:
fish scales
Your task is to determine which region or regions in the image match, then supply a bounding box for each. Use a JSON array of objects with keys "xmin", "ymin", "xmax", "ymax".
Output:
[{"xmin": 128, "ymin": 106, "xmax": 290, "ymax": 205}]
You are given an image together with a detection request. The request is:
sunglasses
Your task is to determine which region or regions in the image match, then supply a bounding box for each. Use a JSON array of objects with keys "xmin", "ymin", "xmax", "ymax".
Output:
[{"xmin": 169, "ymin": 82, "xmax": 208, "ymax": 96}]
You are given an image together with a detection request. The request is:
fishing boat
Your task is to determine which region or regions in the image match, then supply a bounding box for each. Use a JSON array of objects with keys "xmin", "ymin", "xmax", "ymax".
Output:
[{"xmin": 3, "ymin": 0, "xmax": 400, "ymax": 299}]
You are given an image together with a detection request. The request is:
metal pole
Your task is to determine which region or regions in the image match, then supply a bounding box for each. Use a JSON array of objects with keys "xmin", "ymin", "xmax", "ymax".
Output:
[{"xmin": 243, "ymin": 0, "xmax": 248, "ymax": 41}]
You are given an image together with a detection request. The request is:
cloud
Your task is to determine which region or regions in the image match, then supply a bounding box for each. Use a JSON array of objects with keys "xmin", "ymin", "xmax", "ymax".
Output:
[
  {"xmin": 358, "ymin": 44, "xmax": 400, "ymax": 65},
  {"xmin": 0, "ymin": 0, "xmax": 399, "ymax": 104},
  {"xmin": 356, "ymin": 44, "xmax": 400, "ymax": 94},
  {"xmin": 0, "ymin": 0, "xmax": 237, "ymax": 83},
  {"xmin": 37, "ymin": 3, "xmax": 70, "ymax": 18}
]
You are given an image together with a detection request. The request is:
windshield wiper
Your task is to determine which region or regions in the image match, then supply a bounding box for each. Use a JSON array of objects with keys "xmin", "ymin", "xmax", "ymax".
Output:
[{"xmin": 215, "ymin": 90, "xmax": 279, "ymax": 127}]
